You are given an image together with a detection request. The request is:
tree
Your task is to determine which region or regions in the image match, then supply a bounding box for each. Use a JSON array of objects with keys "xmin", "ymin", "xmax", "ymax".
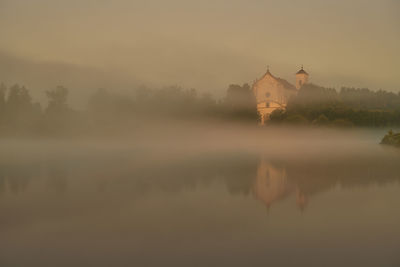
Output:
[
  {"xmin": 285, "ymin": 114, "xmax": 308, "ymax": 125},
  {"xmin": 7, "ymin": 84, "xmax": 32, "ymax": 112},
  {"xmin": 269, "ymin": 109, "xmax": 287, "ymax": 123},
  {"xmin": 312, "ymin": 114, "xmax": 330, "ymax": 126},
  {"xmin": 5, "ymin": 84, "xmax": 40, "ymax": 133},
  {"xmin": 46, "ymin": 86, "xmax": 69, "ymax": 114},
  {"xmin": 225, "ymin": 83, "xmax": 259, "ymax": 121},
  {"xmin": 44, "ymin": 86, "xmax": 73, "ymax": 134},
  {"xmin": 381, "ymin": 130, "xmax": 400, "ymax": 147},
  {"xmin": 226, "ymin": 84, "xmax": 255, "ymax": 109}
]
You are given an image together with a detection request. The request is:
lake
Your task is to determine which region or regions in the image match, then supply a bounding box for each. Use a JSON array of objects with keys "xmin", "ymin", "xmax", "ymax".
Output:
[{"xmin": 0, "ymin": 127, "xmax": 399, "ymax": 266}]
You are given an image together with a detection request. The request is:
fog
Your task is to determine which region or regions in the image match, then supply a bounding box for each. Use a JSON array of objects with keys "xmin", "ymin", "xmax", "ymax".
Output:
[
  {"xmin": 1, "ymin": 0, "xmax": 399, "ymax": 108},
  {"xmin": 0, "ymin": 126, "xmax": 400, "ymax": 266},
  {"xmin": 1, "ymin": 0, "xmax": 400, "ymax": 265},
  {"xmin": 0, "ymin": 125, "xmax": 396, "ymax": 173}
]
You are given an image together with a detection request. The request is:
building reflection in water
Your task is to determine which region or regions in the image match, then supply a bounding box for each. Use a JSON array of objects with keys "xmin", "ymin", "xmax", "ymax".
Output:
[
  {"xmin": 0, "ymin": 152, "xmax": 400, "ymax": 213},
  {"xmin": 253, "ymin": 158, "xmax": 308, "ymax": 211}
]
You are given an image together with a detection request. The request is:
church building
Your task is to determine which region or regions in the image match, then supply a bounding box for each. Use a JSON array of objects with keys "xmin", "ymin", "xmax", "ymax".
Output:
[{"xmin": 252, "ymin": 66, "xmax": 309, "ymax": 124}]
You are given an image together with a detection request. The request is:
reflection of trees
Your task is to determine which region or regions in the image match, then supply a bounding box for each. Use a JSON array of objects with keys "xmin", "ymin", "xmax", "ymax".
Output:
[
  {"xmin": 218, "ymin": 155, "xmax": 257, "ymax": 195},
  {"xmin": 88, "ymin": 154, "xmax": 258, "ymax": 197},
  {"xmin": 0, "ymin": 163, "xmax": 39, "ymax": 196},
  {"xmin": 46, "ymin": 162, "xmax": 68, "ymax": 193},
  {"xmin": 0, "ymin": 155, "xmax": 255, "ymax": 198},
  {"xmin": 0, "ymin": 152, "xmax": 399, "ymax": 211},
  {"xmin": 253, "ymin": 155, "xmax": 400, "ymax": 210},
  {"xmin": 0, "ymin": 161, "xmax": 69, "ymax": 196},
  {"xmin": 287, "ymin": 157, "xmax": 400, "ymax": 193}
]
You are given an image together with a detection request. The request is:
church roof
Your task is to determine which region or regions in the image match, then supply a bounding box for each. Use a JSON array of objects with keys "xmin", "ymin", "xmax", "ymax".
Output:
[
  {"xmin": 296, "ymin": 67, "xmax": 308, "ymax": 75},
  {"xmin": 255, "ymin": 69, "xmax": 297, "ymax": 91},
  {"xmin": 264, "ymin": 68, "xmax": 273, "ymax": 76},
  {"xmin": 276, "ymin": 77, "xmax": 297, "ymax": 91}
]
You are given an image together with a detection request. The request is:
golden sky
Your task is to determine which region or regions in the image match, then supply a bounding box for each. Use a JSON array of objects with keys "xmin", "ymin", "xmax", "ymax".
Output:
[{"xmin": 0, "ymin": 0, "xmax": 399, "ymax": 99}]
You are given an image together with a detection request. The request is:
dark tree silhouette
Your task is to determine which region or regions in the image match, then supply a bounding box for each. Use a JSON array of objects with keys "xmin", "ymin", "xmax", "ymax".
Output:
[
  {"xmin": 225, "ymin": 83, "xmax": 259, "ymax": 121},
  {"xmin": 44, "ymin": 86, "xmax": 76, "ymax": 134},
  {"xmin": 0, "ymin": 79, "xmax": 399, "ymax": 136},
  {"xmin": 46, "ymin": 86, "xmax": 69, "ymax": 114},
  {"xmin": 269, "ymin": 83, "xmax": 400, "ymax": 127},
  {"xmin": 5, "ymin": 84, "xmax": 41, "ymax": 132}
]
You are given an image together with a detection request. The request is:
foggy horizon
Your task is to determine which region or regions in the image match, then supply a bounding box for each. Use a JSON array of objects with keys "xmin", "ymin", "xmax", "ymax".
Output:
[
  {"xmin": 1, "ymin": 1, "xmax": 400, "ymax": 266},
  {"xmin": 1, "ymin": 0, "xmax": 399, "ymax": 107}
]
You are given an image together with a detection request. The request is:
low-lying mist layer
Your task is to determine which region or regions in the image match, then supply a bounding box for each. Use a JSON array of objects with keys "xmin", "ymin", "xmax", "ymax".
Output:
[
  {"xmin": 0, "ymin": 81, "xmax": 399, "ymax": 138},
  {"xmin": 0, "ymin": 126, "xmax": 398, "ymax": 214}
]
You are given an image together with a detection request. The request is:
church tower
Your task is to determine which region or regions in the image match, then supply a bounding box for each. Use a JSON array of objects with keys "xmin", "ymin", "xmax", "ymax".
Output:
[{"xmin": 295, "ymin": 66, "xmax": 309, "ymax": 89}]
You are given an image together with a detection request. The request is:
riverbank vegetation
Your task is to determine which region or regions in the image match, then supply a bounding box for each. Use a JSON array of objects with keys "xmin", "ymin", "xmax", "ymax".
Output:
[
  {"xmin": 270, "ymin": 84, "xmax": 400, "ymax": 127},
  {"xmin": 0, "ymin": 83, "xmax": 258, "ymax": 136},
  {"xmin": 381, "ymin": 130, "xmax": 400, "ymax": 148},
  {"xmin": 0, "ymin": 81, "xmax": 399, "ymax": 137}
]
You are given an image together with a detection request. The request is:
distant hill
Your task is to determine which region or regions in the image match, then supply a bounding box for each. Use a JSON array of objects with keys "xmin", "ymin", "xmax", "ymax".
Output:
[{"xmin": 0, "ymin": 51, "xmax": 140, "ymax": 108}]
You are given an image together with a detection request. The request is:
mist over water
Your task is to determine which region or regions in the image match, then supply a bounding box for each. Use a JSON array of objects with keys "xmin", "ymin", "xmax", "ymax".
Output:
[
  {"xmin": 0, "ymin": 126, "xmax": 399, "ymax": 266},
  {"xmin": 1, "ymin": 1, "xmax": 399, "ymax": 266}
]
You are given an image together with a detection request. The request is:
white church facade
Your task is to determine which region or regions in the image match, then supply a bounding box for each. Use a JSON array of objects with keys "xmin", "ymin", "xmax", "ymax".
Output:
[{"xmin": 252, "ymin": 66, "xmax": 309, "ymax": 124}]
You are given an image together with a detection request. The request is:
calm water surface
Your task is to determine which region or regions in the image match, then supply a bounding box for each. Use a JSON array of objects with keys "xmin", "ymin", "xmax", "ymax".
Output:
[{"xmin": 0, "ymin": 129, "xmax": 399, "ymax": 266}]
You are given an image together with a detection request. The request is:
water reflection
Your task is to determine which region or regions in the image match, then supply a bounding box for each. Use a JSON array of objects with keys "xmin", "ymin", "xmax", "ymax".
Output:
[
  {"xmin": 254, "ymin": 154, "xmax": 400, "ymax": 210},
  {"xmin": 0, "ymin": 162, "xmax": 38, "ymax": 195},
  {"xmin": 1, "ymin": 144, "xmax": 400, "ymax": 267},
  {"xmin": 0, "ymin": 151, "xmax": 399, "ymax": 212},
  {"xmin": 253, "ymin": 159, "xmax": 293, "ymax": 209}
]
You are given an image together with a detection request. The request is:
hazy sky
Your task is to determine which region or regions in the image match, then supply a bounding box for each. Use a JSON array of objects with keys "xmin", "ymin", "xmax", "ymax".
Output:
[{"xmin": 0, "ymin": 0, "xmax": 399, "ymax": 103}]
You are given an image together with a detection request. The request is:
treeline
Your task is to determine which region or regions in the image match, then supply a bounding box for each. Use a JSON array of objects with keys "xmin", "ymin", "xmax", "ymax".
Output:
[
  {"xmin": 0, "ymin": 82, "xmax": 258, "ymax": 136},
  {"xmin": 2, "ymin": 151, "xmax": 399, "ymax": 200},
  {"xmin": 270, "ymin": 84, "xmax": 400, "ymax": 127},
  {"xmin": 1, "ymin": 80, "xmax": 399, "ymax": 136},
  {"xmin": 381, "ymin": 130, "xmax": 400, "ymax": 148},
  {"xmin": 88, "ymin": 83, "xmax": 258, "ymax": 124},
  {"xmin": 0, "ymin": 84, "xmax": 75, "ymax": 136}
]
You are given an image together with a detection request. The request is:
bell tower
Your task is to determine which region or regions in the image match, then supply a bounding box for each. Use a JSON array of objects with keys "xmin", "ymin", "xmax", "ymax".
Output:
[{"xmin": 295, "ymin": 65, "xmax": 309, "ymax": 89}]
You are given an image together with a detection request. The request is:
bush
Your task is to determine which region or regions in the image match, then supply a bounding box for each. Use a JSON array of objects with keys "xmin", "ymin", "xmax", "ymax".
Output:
[
  {"xmin": 381, "ymin": 130, "xmax": 400, "ymax": 147},
  {"xmin": 312, "ymin": 114, "xmax": 330, "ymax": 126},
  {"xmin": 285, "ymin": 115, "xmax": 308, "ymax": 125},
  {"xmin": 269, "ymin": 109, "xmax": 287, "ymax": 123}
]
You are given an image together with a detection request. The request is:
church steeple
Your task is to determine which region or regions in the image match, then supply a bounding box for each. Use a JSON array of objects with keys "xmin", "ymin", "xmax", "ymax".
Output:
[
  {"xmin": 296, "ymin": 65, "xmax": 309, "ymax": 89},
  {"xmin": 265, "ymin": 65, "xmax": 272, "ymax": 75}
]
